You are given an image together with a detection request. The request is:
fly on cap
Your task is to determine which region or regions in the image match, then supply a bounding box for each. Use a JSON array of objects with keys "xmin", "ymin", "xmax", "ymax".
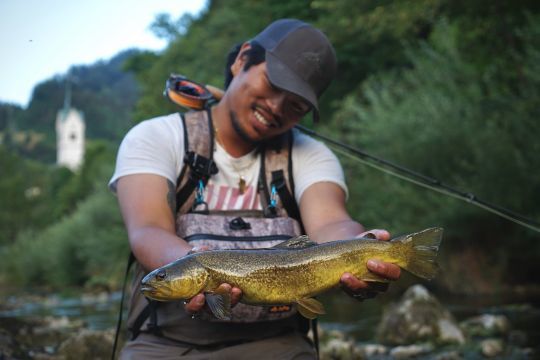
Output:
[{"xmin": 252, "ymin": 19, "xmax": 337, "ymax": 122}]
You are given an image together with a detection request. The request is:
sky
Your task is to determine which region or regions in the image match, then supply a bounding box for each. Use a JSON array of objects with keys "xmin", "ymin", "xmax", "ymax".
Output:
[{"xmin": 0, "ymin": 0, "xmax": 207, "ymax": 108}]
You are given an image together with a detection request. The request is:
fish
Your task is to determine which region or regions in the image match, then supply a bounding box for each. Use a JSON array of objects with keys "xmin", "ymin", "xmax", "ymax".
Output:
[{"xmin": 141, "ymin": 227, "xmax": 443, "ymax": 320}]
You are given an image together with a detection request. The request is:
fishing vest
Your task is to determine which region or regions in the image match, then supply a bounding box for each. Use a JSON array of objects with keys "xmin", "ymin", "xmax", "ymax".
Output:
[{"xmin": 125, "ymin": 109, "xmax": 309, "ymax": 346}]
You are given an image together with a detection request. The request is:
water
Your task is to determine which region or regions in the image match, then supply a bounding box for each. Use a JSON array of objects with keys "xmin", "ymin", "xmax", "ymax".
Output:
[
  {"xmin": 0, "ymin": 291, "xmax": 123, "ymax": 330},
  {"xmin": 1, "ymin": 288, "xmax": 539, "ymax": 353}
]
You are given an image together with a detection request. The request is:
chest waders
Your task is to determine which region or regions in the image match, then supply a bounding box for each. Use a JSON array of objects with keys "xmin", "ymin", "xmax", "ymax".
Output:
[{"xmin": 112, "ymin": 109, "xmax": 319, "ymax": 359}]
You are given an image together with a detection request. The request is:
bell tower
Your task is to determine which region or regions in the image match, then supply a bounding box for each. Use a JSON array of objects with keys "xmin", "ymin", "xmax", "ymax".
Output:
[{"xmin": 56, "ymin": 74, "xmax": 85, "ymax": 171}]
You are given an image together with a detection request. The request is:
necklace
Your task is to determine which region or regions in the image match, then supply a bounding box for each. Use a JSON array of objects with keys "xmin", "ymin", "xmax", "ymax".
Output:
[{"xmin": 213, "ymin": 123, "xmax": 255, "ymax": 195}]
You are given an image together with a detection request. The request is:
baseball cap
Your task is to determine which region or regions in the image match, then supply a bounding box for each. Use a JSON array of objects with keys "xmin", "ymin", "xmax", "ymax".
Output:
[{"xmin": 252, "ymin": 19, "xmax": 337, "ymax": 121}]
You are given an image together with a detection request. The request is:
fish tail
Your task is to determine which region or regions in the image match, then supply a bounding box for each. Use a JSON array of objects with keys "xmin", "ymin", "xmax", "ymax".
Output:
[{"xmin": 399, "ymin": 227, "xmax": 443, "ymax": 280}]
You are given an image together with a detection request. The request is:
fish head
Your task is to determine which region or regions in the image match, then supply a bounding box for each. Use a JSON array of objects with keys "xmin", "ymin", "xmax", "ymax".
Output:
[{"xmin": 140, "ymin": 257, "xmax": 208, "ymax": 301}]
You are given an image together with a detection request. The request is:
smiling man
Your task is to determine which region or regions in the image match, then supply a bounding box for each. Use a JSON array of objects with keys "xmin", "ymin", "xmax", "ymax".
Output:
[{"xmin": 110, "ymin": 19, "xmax": 401, "ymax": 359}]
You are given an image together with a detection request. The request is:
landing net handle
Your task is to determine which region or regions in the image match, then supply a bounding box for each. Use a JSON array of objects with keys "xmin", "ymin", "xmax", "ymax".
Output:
[{"xmin": 164, "ymin": 74, "xmax": 224, "ymax": 110}]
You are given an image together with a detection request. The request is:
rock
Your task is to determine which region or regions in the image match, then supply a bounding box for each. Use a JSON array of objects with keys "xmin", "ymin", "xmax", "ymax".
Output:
[
  {"xmin": 57, "ymin": 328, "xmax": 115, "ymax": 360},
  {"xmin": 0, "ymin": 328, "xmax": 17, "ymax": 359},
  {"xmin": 460, "ymin": 314, "xmax": 510, "ymax": 337},
  {"xmin": 438, "ymin": 319, "xmax": 466, "ymax": 344},
  {"xmin": 507, "ymin": 330, "xmax": 527, "ymax": 346},
  {"xmin": 434, "ymin": 350, "xmax": 463, "ymax": 360},
  {"xmin": 320, "ymin": 337, "xmax": 358, "ymax": 360},
  {"xmin": 376, "ymin": 285, "xmax": 465, "ymax": 345},
  {"xmin": 357, "ymin": 343, "xmax": 387, "ymax": 357},
  {"xmin": 479, "ymin": 338, "xmax": 504, "ymax": 357},
  {"xmin": 389, "ymin": 344, "xmax": 433, "ymax": 359}
]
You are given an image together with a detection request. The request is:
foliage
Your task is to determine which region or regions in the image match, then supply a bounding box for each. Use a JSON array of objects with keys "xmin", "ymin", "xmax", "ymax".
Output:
[
  {"xmin": 0, "ymin": 146, "xmax": 57, "ymax": 245},
  {"xmin": 0, "ymin": 137, "xmax": 117, "ymax": 240},
  {"xmin": 0, "ymin": 50, "xmax": 140, "ymax": 164},
  {"xmin": 53, "ymin": 140, "xmax": 118, "ymax": 217},
  {"xmin": 2, "ymin": 0, "xmax": 540, "ymax": 292},
  {"xmin": 334, "ymin": 15, "xmax": 540, "ymax": 286},
  {"xmin": 1, "ymin": 188, "xmax": 128, "ymax": 288}
]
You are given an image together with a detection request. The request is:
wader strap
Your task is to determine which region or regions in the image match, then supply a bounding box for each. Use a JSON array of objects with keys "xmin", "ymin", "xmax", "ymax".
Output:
[
  {"xmin": 259, "ymin": 130, "xmax": 302, "ymax": 223},
  {"xmin": 312, "ymin": 318, "xmax": 320, "ymax": 359},
  {"xmin": 129, "ymin": 301, "xmax": 151, "ymax": 341},
  {"xmin": 111, "ymin": 252, "xmax": 136, "ymax": 360},
  {"xmin": 147, "ymin": 300, "xmax": 163, "ymax": 337},
  {"xmin": 271, "ymin": 170, "xmax": 301, "ymax": 222},
  {"xmin": 175, "ymin": 109, "xmax": 217, "ymax": 214},
  {"xmin": 175, "ymin": 152, "xmax": 218, "ymax": 213}
]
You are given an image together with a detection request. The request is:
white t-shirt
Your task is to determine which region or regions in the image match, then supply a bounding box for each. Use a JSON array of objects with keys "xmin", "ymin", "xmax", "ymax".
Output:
[{"xmin": 109, "ymin": 113, "xmax": 347, "ymax": 210}]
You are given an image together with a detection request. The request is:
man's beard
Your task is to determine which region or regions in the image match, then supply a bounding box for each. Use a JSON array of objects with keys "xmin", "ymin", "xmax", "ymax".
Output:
[
  {"xmin": 229, "ymin": 110, "xmax": 280, "ymax": 151},
  {"xmin": 230, "ymin": 110, "xmax": 258, "ymax": 144}
]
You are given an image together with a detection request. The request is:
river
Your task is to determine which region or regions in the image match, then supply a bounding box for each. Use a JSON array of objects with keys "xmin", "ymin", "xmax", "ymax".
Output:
[{"xmin": 1, "ymin": 287, "xmax": 539, "ymax": 357}]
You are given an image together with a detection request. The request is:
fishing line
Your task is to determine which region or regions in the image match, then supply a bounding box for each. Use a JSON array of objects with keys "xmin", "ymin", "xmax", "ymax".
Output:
[
  {"xmin": 295, "ymin": 125, "xmax": 540, "ymax": 234},
  {"xmin": 162, "ymin": 78, "xmax": 539, "ymax": 233}
]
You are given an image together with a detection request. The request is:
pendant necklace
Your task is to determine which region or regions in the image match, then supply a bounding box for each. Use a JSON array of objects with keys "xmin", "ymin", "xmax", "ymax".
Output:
[{"xmin": 213, "ymin": 123, "xmax": 254, "ymax": 195}]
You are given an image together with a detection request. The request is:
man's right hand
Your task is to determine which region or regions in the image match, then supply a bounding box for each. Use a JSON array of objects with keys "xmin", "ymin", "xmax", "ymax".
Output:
[
  {"xmin": 184, "ymin": 283, "xmax": 243, "ymax": 314},
  {"xmin": 183, "ymin": 246, "xmax": 242, "ymax": 314}
]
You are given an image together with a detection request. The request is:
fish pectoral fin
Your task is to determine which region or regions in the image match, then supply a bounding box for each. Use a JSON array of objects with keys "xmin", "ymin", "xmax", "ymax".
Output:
[
  {"xmin": 271, "ymin": 235, "xmax": 318, "ymax": 250},
  {"xmin": 359, "ymin": 273, "xmax": 390, "ymax": 282},
  {"xmin": 205, "ymin": 289, "xmax": 232, "ymax": 321},
  {"xmin": 296, "ymin": 297, "xmax": 326, "ymax": 319}
]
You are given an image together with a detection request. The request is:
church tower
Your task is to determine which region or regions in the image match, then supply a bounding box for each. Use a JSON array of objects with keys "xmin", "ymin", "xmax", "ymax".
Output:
[{"xmin": 56, "ymin": 75, "xmax": 85, "ymax": 171}]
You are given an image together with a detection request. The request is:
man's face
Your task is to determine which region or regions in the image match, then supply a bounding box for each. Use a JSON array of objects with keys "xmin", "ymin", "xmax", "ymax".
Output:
[{"xmin": 225, "ymin": 58, "xmax": 311, "ymax": 144}]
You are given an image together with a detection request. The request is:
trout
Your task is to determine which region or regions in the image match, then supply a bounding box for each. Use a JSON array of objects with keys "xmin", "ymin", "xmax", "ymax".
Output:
[{"xmin": 141, "ymin": 227, "xmax": 443, "ymax": 320}]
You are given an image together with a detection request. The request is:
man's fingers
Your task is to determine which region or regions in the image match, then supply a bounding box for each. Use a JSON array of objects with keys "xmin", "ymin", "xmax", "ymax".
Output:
[
  {"xmin": 340, "ymin": 272, "xmax": 369, "ymax": 291},
  {"xmin": 367, "ymin": 260, "xmax": 401, "ymax": 280},
  {"xmin": 231, "ymin": 287, "xmax": 242, "ymax": 306},
  {"xmin": 358, "ymin": 229, "xmax": 391, "ymax": 241},
  {"xmin": 187, "ymin": 245, "xmax": 210, "ymax": 255},
  {"xmin": 340, "ymin": 273, "xmax": 385, "ymax": 302},
  {"xmin": 185, "ymin": 284, "xmax": 242, "ymax": 315},
  {"xmin": 184, "ymin": 293, "xmax": 205, "ymax": 313}
]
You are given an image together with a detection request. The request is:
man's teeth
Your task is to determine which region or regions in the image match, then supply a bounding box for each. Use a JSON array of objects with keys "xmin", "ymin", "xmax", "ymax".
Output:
[{"xmin": 254, "ymin": 111, "xmax": 271, "ymax": 126}]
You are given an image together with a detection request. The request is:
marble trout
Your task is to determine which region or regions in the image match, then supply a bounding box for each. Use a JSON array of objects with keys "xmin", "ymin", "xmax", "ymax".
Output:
[{"xmin": 141, "ymin": 227, "xmax": 443, "ymax": 320}]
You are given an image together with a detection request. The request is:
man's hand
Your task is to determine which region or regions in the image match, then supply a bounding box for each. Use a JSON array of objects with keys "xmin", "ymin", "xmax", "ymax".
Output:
[
  {"xmin": 184, "ymin": 284, "xmax": 243, "ymax": 314},
  {"xmin": 340, "ymin": 229, "xmax": 401, "ymax": 300},
  {"xmin": 182, "ymin": 246, "xmax": 242, "ymax": 314}
]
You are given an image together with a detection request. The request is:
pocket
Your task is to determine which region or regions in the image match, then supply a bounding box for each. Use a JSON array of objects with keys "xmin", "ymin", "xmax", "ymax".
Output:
[{"xmin": 175, "ymin": 212, "xmax": 303, "ymax": 322}]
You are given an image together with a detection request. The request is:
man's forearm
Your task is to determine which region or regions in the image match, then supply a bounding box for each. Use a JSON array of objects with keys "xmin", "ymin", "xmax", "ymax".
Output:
[
  {"xmin": 129, "ymin": 226, "xmax": 192, "ymax": 272},
  {"xmin": 309, "ymin": 219, "xmax": 365, "ymax": 244}
]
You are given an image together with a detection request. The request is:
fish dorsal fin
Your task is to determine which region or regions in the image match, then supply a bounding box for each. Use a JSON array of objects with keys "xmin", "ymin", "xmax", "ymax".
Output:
[
  {"xmin": 205, "ymin": 287, "xmax": 232, "ymax": 321},
  {"xmin": 296, "ymin": 297, "xmax": 326, "ymax": 319},
  {"xmin": 271, "ymin": 235, "xmax": 317, "ymax": 250}
]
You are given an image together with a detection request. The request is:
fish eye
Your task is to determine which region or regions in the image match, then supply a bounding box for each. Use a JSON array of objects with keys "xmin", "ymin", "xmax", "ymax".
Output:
[{"xmin": 156, "ymin": 270, "xmax": 167, "ymax": 281}]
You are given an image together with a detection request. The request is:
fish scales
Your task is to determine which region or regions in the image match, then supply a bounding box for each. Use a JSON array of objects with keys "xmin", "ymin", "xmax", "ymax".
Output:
[
  {"xmin": 179, "ymin": 239, "xmax": 404, "ymax": 303},
  {"xmin": 141, "ymin": 227, "xmax": 443, "ymax": 320}
]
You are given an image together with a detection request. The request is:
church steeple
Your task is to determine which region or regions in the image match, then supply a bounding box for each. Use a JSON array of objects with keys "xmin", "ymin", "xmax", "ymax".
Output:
[
  {"xmin": 62, "ymin": 72, "xmax": 72, "ymax": 116},
  {"xmin": 56, "ymin": 70, "xmax": 85, "ymax": 171}
]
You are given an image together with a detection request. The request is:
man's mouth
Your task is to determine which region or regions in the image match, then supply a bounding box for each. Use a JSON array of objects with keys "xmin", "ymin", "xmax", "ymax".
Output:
[
  {"xmin": 253, "ymin": 108, "xmax": 280, "ymax": 128},
  {"xmin": 254, "ymin": 110, "xmax": 271, "ymax": 126}
]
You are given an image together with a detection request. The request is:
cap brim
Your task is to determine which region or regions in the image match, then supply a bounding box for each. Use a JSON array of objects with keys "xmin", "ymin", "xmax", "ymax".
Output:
[{"xmin": 266, "ymin": 51, "xmax": 319, "ymax": 122}]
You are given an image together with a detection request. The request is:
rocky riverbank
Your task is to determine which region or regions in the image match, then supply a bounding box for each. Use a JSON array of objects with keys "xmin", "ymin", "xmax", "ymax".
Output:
[
  {"xmin": 0, "ymin": 286, "xmax": 538, "ymax": 359},
  {"xmin": 318, "ymin": 285, "xmax": 537, "ymax": 359}
]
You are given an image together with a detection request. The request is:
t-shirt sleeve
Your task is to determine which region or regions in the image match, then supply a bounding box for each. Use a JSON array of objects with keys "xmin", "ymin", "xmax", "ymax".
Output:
[
  {"xmin": 108, "ymin": 113, "xmax": 184, "ymax": 193},
  {"xmin": 292, "ymin": 129, "xmax": 348, "ymax": 204}
]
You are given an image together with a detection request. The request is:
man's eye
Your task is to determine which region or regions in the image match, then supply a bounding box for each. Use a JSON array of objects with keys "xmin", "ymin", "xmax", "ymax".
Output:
[{"xmin": 291, "ymin": 102, "xmax": 309, "ymax": 115}]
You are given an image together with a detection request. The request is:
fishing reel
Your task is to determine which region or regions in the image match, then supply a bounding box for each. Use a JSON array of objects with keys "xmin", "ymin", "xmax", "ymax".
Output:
[{"xmin": 164, "ymin": 74, "xmax": 224, "ymax": 110}]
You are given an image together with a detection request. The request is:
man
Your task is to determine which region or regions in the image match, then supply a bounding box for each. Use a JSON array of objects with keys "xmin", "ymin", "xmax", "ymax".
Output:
[{"xmin": 110, "ymin": 19, "xmax": 400, "ymax": 359}]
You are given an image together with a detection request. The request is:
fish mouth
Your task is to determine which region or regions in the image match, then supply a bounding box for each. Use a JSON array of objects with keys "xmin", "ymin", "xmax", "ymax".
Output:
[
  {"xmin": 140, "ymin": 284, "xmax": 156, "ymax": 294},
  {"xmin": 140, "ymin": 284, "xmax": 172, "ymax": 301}
]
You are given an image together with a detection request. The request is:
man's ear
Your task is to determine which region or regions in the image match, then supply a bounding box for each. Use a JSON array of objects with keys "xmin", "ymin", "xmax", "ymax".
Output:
[{"xmin": 230, "ymin": 42, "xmax": 252, "ymax": 76}]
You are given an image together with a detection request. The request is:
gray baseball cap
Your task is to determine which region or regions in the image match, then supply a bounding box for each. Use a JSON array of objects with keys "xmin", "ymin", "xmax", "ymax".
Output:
[{"xmin": 252, "ymin": 19, "xmax": 337, "ymax": 121}]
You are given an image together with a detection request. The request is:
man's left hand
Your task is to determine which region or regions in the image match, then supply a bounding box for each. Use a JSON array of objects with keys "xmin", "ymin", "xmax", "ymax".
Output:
[{"xmin": 340, "ymin": 229, "xmax": 401, "ymax": 301}]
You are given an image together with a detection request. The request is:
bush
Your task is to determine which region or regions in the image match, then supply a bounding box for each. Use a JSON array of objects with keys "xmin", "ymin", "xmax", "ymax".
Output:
[{"xmin": 1, "ymin": 188, "xmax": 128, "ymax": 289}]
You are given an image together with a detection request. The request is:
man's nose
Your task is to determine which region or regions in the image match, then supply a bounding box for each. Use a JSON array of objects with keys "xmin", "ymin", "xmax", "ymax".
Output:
[{"xmin": 267, "ymin": 92, "xmax": 286, "ymax": 117}]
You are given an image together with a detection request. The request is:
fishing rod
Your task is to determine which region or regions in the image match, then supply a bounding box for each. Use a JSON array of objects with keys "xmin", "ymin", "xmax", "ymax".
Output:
[
  {"xmin": 296, "ymin": 125, "xmax": 540, "ymax": 234},
  {"xmin": 164, "ymin": 75, "xmax": 540, "ymax": 234}
]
